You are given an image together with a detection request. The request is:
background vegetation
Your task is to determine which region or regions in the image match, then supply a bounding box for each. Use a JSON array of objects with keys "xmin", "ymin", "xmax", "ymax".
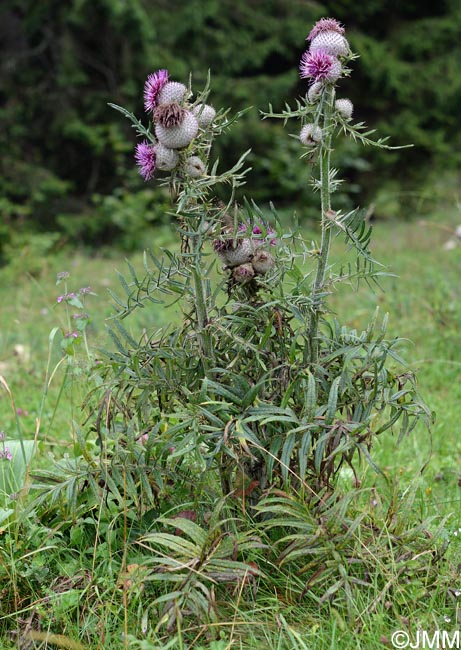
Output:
[{"xmin": 1, "ymin": 0, "xmax": 459, "ymax": 262}]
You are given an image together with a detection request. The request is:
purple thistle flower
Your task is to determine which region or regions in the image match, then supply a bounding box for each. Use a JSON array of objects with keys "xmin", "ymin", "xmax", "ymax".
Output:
[
  {"xmin": 239, "ymin": 220, "xmax": 277, "ymax": 246},
  {"xmin": 144, "ymin": 69, "xmax": 169, "ymax": 112},
  {"xmin": 135, "ymin": 141, "xmax": 156, "ymax": 181},
  {"xmin": 300, "ymin": 49, "xmax": 341, "ymax": 83},
  {"xmin": 307, "ymin": 17, "xmax": 345, "ymax": 42}
]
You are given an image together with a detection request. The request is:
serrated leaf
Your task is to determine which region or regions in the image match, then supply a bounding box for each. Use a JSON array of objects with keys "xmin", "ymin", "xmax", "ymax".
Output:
[{"xmin": 325, "ymin": 376, "xmax": 341, "ymax": 425}]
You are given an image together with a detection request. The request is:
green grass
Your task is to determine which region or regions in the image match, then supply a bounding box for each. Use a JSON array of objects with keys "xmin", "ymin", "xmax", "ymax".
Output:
[{"xmin": 1, "ymin": 212, "xmax": 461, "ymax": 649}]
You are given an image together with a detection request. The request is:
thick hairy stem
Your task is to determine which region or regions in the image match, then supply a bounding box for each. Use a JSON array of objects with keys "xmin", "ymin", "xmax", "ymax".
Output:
[
  {"xmin": 308, "ymin": 87, "xmax": 335, "ymax": 365},
  {"xmin": 191, "ymin": 233, "xmax": 214, "ymax": 369}
]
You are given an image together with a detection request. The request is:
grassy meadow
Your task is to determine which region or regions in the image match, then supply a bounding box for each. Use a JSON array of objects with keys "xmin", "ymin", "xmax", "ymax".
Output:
[{"xmin": 1, "ymin": 191, "xmax": 461, "ymax": 648}]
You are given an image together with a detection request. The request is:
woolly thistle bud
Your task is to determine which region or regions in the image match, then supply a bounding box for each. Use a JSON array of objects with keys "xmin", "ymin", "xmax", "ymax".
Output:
[
  {"xmin": 154, "ymin": 143, "xmax": 179, "ymax": 171},
  {"xmin": 155, "ymin": 112, "xmax": 199, "ymax": 149},
  {"xmin": 251, "ymin": 250, "xmax": 275, "ymax": 275},
  {"xmin": 307, "ymin": 17, "xmax": 345, "ymax": 42},
  {"xmin": 300, "ymin": 123, "xmax": 323, "ymax": 146},
  {"xmin": 192, "ymin": 104, "xmax": 216, "ymax": 128},
  {"xmin": 307, "ymin": 81, "xmax": 324, "ymax": 103},
  {"xmin": 310, "ymin": 31, "xmax": 349, "ymax": 57},
  {"xmin": 185, "ymin": 156, "xmax": 205, "ymax": 178},
  {"xmin": 154, "ymin": 103, "xmax": 186, "ymax": 128},
  {"xmin": 335, "ymin": 98, "xmax": 354, "ymax": 119},
  {"xmin": 232, "ymin": 263, "xmax": 255, "ymax": 284},
  {"xmin": 213, "ymin": 238, "xmax": 253, "ymax": 268},
  {"xmin": 157, "ymin": 81, "xmax": 188, "ymax": 105}
]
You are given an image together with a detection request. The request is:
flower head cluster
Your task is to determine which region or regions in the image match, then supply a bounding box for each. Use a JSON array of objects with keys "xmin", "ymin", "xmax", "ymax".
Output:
[
  {"xmin": 213, "ymin": 217, "xmax": 276, "ymax": 284},
  {"xmin": 134, "ymin": 70, "xmax": 217, "ymax": 181},
  {"xmin": 300, "ymin": 17, "xmax": 354, "ymax": 144},
  {"xmin": 300, "ymin": 17, "xmax": 349, "ymax": 85}
]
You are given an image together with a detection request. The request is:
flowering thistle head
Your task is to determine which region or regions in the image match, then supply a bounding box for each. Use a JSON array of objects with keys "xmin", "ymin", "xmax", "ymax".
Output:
[
  {"xmin": 307, "ymin": 17, "xmax": 345, "ymax": 42},
  {"xmin": 300, "ymin": 49, "xmax": 342, "ymax": 83},
  {"xmin": 135, "ymin": 141, "xmax": 156, "ymax": 181},
  {"xmin": 154, "ymin": 102, "xmax": 187, "ymax": 128},
  {"xmin": 144, "ymin": 69, "xmax": 169, "ymax": 113}
]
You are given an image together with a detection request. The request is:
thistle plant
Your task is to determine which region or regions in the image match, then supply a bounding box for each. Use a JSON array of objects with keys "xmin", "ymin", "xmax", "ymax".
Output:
[
  {"xmin": 94, "ymin": 18, "xmax": 431, "ymax": 499},
  {"xmin": 32, "ymin": 19, "xmax": 431, "ymax": 522},
  {"xmin": 25, "ymin": 17, "xmax": 443, "ymax": 638}
]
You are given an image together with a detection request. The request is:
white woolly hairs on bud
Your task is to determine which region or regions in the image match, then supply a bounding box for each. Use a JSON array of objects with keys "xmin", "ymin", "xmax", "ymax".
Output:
[
  {"xmin": 157, "ymin": 81, "xmax": 188, "ymax": 105},
  {"xmin": 307, "ymin": 81, "xmax": 324, "ymax": 103},
  {"xmin": 155, "ymin": 112, "xmax": 199, "ymax": 149},
  {"xmin": 214, "ymin": 239, "xmax": 254, "ymax": 268},
  {"xmin": 310, "ymin": 31, "xmax": 349, "ymax": 57},
  {"xmin": 192, "ymin": 104, "xmax": 216, "ymax": 128},
  {"xmin": 300, "ymin": 123, "xmax": 323, "ymax": 146},
  {"xmin": 185, "ymin": 156, "xmax": 205, "ymax": 178},
  {"xmin": 251, "ymin": 250, "xmax": 275, "ymax": 275},
  {"xmin": 335, "ymin": 98, "xmax": 354, "ymax": 119},
  {"xmin": 154, "ymin": 143, "xmax": 179, "ymax": 171}
]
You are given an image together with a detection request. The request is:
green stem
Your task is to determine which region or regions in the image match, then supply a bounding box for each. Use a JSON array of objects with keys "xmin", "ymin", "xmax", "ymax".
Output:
[
  {"xmin": 191, "ymin": 232, "xmax": 214, "ymax": 370},
  {"xmin": 308, "ymin": 87, "xmax": 335, "ymax": 365}
]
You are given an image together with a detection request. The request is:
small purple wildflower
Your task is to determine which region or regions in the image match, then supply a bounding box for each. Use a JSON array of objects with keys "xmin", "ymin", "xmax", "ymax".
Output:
[
  {"xmin": 0, "ymin": 431, "xmax": 5, "ymax": 442},
  {"xmin": 57, "ymin": 271, "xmax": 70, "ymax": 280},
  {"xmin": 0, "ymin": 447, "xmax": 12, "ymax": 461},
  {"xmin": 79, "ymin": 287, "xmax": 92, "ymax": 295},
  {"xmin": 64, "ymin": 331, "xmax": 79, "ymax": 339},
  {"xmin": 135, "ymin": 141, "xmax": 156, "ymax": 181},
  {"xmin": 73, "ymin": 313, "xmax": 89, "ymax": 319},
  {"xmin": 16, "ymin": 408, "xmax": 29, "ymax": 417},
  {"xmin": 300, "ymin": 49, "xmax": 341, "ymax": 83},
  {"xmin": 57, "ymin": 292, "xmax": 77, "ymax": 303},
  {"xmin": 307, "ymin": 17, "xmax": 345, "ymax": 42},
  {"xmin": 144, "ymin": 69, "xmax": 169, "ymax": 112}
]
